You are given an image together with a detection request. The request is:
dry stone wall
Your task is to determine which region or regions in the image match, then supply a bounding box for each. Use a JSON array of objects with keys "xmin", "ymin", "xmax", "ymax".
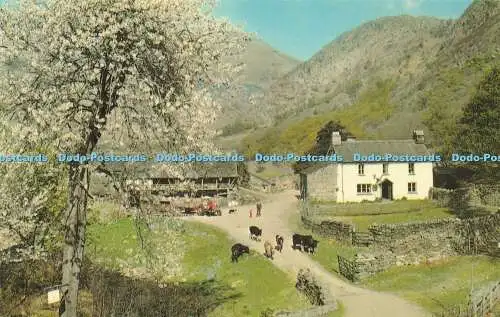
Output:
[
  {"xmin": 368, "ymin": 218, "xmax": 460, "ymax": 244},
  {"xmin": 302, "ymin": 212, "xmax": 500, "ymax": 281},
  {"xmin": 301, "ymin": 216, "xmax": 353, "ymax": 242},
  {"xmin": 456, "ymin": 212, "xmax": 500, "ymax": 256},
  {"xmin": 352, "ymin": 214, "xmax": 499, "ymax": 280},
  {"xmin": 353, "ymin": 252, "xmax": 397, "ymax": 279},
  {"xmin": 430, "ymin": 186, "xmax": 500, "ymax": 217}
]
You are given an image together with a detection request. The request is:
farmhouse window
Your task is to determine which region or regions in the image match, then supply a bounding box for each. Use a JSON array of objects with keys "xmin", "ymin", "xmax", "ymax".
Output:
[
  {"xmin": 382, "ymin": 163, "xmax": 388, "ymax": 175},
  {"xmin": 357, "ymin": 184, "xmax": 371, "ymax": 194},
  {"xmin": 358, "ymin": 164, "xmax": 364, "ymax": 175},
  {"xmin": 408, "ymin": 182, "xmax": 416, "ymax": 193},
  {"xmin": 408, "ymin": 163, "xmax": 415, "ymax": 174}
]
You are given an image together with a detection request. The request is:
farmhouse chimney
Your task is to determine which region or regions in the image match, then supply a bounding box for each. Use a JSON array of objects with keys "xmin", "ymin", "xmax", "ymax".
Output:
[
  {"xmin": 331, "ymin": 131, "xmax": 341, "ymax": 146},
  {"xmin": 413, "ymin": 130, "xmax": 424, "ymax": 144}
]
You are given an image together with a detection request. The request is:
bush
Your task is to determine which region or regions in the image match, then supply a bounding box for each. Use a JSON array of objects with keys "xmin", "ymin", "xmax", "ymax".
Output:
[
  {"xmin": 220, "ymin": 120, "xmax": 255, "ymax": 136},
  {"xmin": 0, "ymin": 252, "xmax": 62, "ymax": 316},
  {"xmin": 0, "ymin": 252, "xmax": 238, "ymax": 317},
  {"xmin": 81, "ymin": 261, "xmax": 237, "ymax": 317},
  {"xmin": 260, "ymin": 308, "xmax": 275, "ymax": 317},
  {"xmin": 295, "ymin": 269, "xmax": 325, "ymax": 306},
  {"xmin": 87, "ymin": 201, "xmax": 128, "ymax": 225}
]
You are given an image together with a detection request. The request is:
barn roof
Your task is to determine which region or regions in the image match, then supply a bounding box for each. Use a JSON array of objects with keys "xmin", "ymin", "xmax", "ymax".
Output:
[
  {"xmin": 103, "ymin": 161, "xmax": 239, "ymax": 179},
  {"xmin": 297, "ymin": 139, "xmax": 431, "ymax": 174}
]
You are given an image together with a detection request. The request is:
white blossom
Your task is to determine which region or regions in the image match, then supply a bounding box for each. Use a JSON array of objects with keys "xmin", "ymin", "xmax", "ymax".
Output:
[{"xmin": 0, "ymin": 0, "xmax": 249, "ymax": 271}]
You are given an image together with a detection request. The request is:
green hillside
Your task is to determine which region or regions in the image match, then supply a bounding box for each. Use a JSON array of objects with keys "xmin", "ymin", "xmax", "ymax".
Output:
[
  {"xmin": 236, "ymin": 0, "xmax": 500, "ymax": 156},
  {"xmin": 240, "ymin": 79, "xmax": 395, "ymax": 156}
]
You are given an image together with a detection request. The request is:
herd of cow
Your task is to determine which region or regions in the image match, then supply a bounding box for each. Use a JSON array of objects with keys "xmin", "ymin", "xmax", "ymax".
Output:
[{"xmin": 230, "ymin": 225, "xmax": 319, "ymax": 263}]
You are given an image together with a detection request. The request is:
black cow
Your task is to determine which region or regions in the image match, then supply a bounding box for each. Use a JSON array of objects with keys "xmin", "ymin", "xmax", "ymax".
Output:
[
  {"xmin": 231, "ymin": 243, "xmax": 250, "ymax": 263},
  {"xmin": 292, "ymin": 234, "xmax": 319, "ymax": 254},
  {"xmin": 306, "ymin": 239, "xmax": 319, "ymax": 254},
  {"xmin": 275, "ymin": 235, "xmax": 284, "ymax": 252},
  {"xmin": 249, "ymin": 226, "xmax": 262, "ymax": 241},
  {"xmin": 291, "ymin": 233, "xmax": 306, "ymax": 251}
]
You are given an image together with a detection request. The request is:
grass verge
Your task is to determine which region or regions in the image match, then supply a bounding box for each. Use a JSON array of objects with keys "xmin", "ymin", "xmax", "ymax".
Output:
[
  {"xmin": 327, "ymin": 301, "xmax": 345, "ymax": 317},
  {"xmin": 310, "ymin": 199, "xmax": 453, "ymax": 217},
  {"xmin": 362, "ymin": 256, "xmax": 500, "ymax": 315},
  {"xmin": 88, "ymin": 218, "xmax": 310, "ymax": 317},
  {"xmin": 288, "ymin": 212, "xmax": 362, "ymax": 276},
  {"xmin": 289, "ymin": 211, "xmax": 499, "ymax": 316},
  {"xmin": 332, "ymin": 208, "xmax": 454, "ymax": 231}
]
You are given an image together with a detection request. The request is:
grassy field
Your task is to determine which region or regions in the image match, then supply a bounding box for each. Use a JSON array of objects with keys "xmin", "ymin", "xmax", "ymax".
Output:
[
  {"xmin": 362, "ymin": 256, "xmax": 500, "ymax": 315},
  {"xmin": 87, "ymin": 217, "xmax": 311, "ymax": 317},
  {"xmin": 333, "ymin": 208, "xmax": 454, "ymax": 231},
  {"xmin": 254, "ymin": 168, "xmax": 290, "ymax": 180},
  {"xmin": 309, "ymin": 199, "xmax": 455, "ymax": 232},
  {"xmin": 248, "ymin": 162, "xmax": 294, "ymax": 180},
  {"xmin": 290, "ymin": 205, "xmax": 500, "ymax": 316},
  {"xmin": 288, "ymin": 212, "xmax": 363, "ymax": 276},
  {"xmin": 214, "ymin": 131, "xmax": 254, "ymax": 152},
  {"xmin": 310, "ymin": 199, "xmax": 453, "ymax": 217}
]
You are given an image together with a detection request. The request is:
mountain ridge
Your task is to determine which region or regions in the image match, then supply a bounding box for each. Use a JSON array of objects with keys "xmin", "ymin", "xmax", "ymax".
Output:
[
  {"xmin": 231, "ymin": 0, "xmax": 499, "ymax": 155},
  {"xmin": 213, "ymin": 38, "xmax": 301, "ymax": 130}
]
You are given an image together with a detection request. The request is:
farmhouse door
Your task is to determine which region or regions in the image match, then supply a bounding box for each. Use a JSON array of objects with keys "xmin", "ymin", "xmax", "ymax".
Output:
[{"xmin": 381, "ymin": 179, "xmax": 393, "ymax": 200}]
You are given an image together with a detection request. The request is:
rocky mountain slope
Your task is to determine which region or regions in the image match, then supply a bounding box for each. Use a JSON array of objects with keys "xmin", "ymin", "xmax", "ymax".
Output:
[
  {"xmin": 238, "ymin": 0, "xmax": 499, "ymax": 155},
  {"xmin": 96, "ymin": 38, "xmax": 300, "ymax": 152},
  {"xmin": 256, "ymin": 15, "xmax": 449, "ymax": 124},
  {"xmin": 213, "ymin": 38, "xmax": 300, "ymax": 130}
]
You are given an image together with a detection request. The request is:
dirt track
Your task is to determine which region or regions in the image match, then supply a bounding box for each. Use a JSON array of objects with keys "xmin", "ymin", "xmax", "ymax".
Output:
[{"xmin": 185, "ymin": 190, "xmax": 432, "ymax": 317}]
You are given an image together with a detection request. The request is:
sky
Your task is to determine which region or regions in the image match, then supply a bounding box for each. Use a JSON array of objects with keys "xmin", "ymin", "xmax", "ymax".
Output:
[
  {"xmin": 213, "ymin": 0, "xmax": 474, "ymax": 60},
  {"xmin": 0, "ymin": 0, "xmax": 474, "ymax": 61}
]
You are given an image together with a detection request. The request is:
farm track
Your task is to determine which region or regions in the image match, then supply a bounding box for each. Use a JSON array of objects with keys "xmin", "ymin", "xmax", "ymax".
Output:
[{"xmin": 184, "ymin": 190, "xmax": 433, "ymax": 317}]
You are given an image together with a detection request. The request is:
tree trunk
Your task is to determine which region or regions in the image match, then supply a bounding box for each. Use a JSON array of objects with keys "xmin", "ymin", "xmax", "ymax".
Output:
[{"xmin": 60, "ymin": 164, "xmax": 90, "ymax": 317}]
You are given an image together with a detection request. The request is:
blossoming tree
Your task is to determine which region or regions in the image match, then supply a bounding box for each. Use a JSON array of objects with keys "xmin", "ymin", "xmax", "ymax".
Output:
[
  {"xmin": 0, "ymin": 0, "xmax": 248, "ymax": 316},
  {"xmin": 0, "ymin": 121, "xmax": 67, "ymax": 262}
]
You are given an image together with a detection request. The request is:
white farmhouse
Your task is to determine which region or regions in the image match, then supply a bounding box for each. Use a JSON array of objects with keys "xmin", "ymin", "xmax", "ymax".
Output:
[{"xmin": 297, "ymin": 130, "xmax": 435, "ymax": 202}]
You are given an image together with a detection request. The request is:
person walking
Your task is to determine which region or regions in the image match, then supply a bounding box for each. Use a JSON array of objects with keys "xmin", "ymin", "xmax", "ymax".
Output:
[{"xmin": 256, "ymin": 201, "xmax": 262, "ymax": 217}]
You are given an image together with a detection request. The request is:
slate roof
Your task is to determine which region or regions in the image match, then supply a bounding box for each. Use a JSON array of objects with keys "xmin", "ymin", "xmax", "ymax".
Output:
[
  {"xmin": 103, "ymin": 162, "xmax": 239, "ymax": 179},
  {"xmin": 335, "ymin": 139, "xmax": 430, "ymax": 161},
  {"xmin": 298, "ymin": 139, "xmax": 431, "ymax": 174}
]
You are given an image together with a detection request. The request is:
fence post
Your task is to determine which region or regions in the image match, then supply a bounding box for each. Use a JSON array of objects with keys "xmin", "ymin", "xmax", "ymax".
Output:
[{"xmin": 302, "ymin": 199, "xmax": 309, "ymax": 217}]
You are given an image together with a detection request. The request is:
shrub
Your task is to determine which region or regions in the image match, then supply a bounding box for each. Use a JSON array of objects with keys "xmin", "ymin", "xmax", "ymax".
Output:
[
  {"xmin": 260, "ymin": 308, "xmax": 275, "ymax": 317},
  {"xmin": 220, "ymin": 120, "xmax": 255, "ymax": 136},
  {"xmin": 295, "ymin": 269, "xmax": 325, "ymax": 306}
]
